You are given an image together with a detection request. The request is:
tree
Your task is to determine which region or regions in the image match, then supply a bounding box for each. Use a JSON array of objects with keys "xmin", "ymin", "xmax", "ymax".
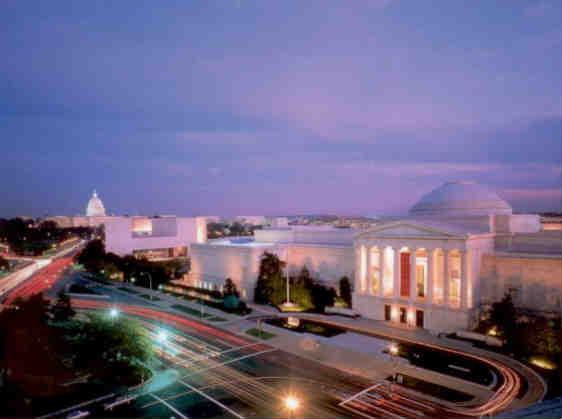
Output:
[
  {"xmin": 51, "ymin": 291, "xmax": 75, "ymax": 322},
  {"xmin": 295, "ymin": 266, "xmax": 314, "ymax": 288},
  {"xmin": 310, "ymin": 283, "xmax": 336, "ymax": 313},
  {"xmin": 38, "ymin": 220, "xmax": 58, "ymax": 231},
  {"xmin": 223, "ymin": 278, "xmax": 241, "ymax": 310},
  {"xmin": 223, "ymin": 278, "xmax": 239, "ymax": 297},
  {"xmin": 254, "ymin": 252, "xmax": 286, "ymax": 305},
  {"xmin": 339, "ymin": 276, "xmax": 352, "ymax": 308},
  {"xmin": 0, "ymin": 255, "xmax": 8, "ymax": 271},
  {"xmin": 75, "ymin": 239, "xmax": 106, "ymax": 273},
  {"xmin": 67, "ymin": 313, "xmax": 153, "ymax": 383},
  {"xmin": 489, "ymin": 293, "xmax": 517, "ymax": 348}
]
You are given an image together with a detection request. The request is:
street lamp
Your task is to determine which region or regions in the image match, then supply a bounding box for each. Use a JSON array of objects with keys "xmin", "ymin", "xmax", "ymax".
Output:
[
  {"xmin": 109, "ymin": 307, "xmax": 119, "ymax": 324},
  {"xmin": 388, "ymin": 342, "xmax": 399, "ymax": 395},
  {"xmin": 157, "ymin": 330, "xmax": 168, "ymax": 343},
  {"xmin": 281, "ymin": 247, "xmax": 295, "ymax": 309},
  {"xmin": 284, "ymin": 395, "xmax": 300, "ymax": 419}
]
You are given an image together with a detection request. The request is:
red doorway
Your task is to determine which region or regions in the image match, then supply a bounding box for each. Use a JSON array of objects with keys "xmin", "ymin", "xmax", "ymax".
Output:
[{"xmin": 400, "ymin": 252, "xmax": 410, "ymax": 297}]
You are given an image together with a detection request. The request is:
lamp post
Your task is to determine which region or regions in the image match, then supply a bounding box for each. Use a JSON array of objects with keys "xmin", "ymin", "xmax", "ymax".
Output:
[
  {"xmin": 281, "ymin": 246, "xmax": 294, "ymax": 309},
  {"xmin": 388, "ymin": 342, "xmax": 399, "ymax": 395}
]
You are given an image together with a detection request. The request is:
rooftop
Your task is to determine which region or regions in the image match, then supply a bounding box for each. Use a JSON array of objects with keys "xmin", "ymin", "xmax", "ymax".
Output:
[{"xmin": 410, "ymin": 181, "xmax": 512, "ymax": 217}]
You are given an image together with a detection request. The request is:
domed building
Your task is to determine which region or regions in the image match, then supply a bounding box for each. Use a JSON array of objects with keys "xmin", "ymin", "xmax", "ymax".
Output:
[
  {"xmin": 86, "ymin": 190, "xmax": 106, "ymax": 217},
  {"xmin": 187, "ymin": 180, "xmax": 560, "ymax": 333},
  {"xmin": 409, "ymin": 181, "xmax": 512, "ymax": 217},
  {"xmin": 353, "ymin": 181, "xmax": 561, "ymax": 331}
]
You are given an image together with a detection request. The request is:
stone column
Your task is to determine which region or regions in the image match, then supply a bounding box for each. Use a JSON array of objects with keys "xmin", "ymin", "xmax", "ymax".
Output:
[
  {"xmin": 378, "ymin": 247, "xmax": 385, "ymax": 297},
  {"xmin": 460, "ymin": 250, "xmax": 468, "ymax": 309},
  {"xmin": 355, "ymin": 246, "xmax": 361, "ymax": 292},
  {"xmin": 409, "ymin": 250, "xmax": 417, "ymax": 300},
  {"xmin": 427, "ymin": 248, "xmax": 434, "ymax": 304},
  {"xmin": 443, "ymin": 249, "xmax": 449, "ymax": 306},
  {"xmin": 393, "ymin": 247, "xmax": 400, "ymax": 300},
  {"xmin": 366, "ymin": 245, "xmax": 372, "ymax": 295}
]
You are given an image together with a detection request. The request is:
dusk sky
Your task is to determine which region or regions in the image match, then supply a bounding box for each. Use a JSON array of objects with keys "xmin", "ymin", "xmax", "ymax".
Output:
[{"xmin": 1, "ymin": 0, "xmax": 560, "ymax": 217}]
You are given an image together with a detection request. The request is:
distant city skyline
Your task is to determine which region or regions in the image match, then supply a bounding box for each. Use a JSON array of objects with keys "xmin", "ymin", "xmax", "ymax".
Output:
[{"xmin": 1, "ymin": 1, "xmax": 560, "ymax": 217}]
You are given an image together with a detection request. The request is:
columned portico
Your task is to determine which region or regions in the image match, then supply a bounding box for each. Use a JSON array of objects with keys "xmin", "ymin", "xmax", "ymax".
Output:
[
  {"xmin": 352, "ymin": 220, "xmax": 478, "ymax": 332},
  {"xmin": 378, "ymin": 248, "xmax": 385, "ymax": 297},
  {"xmin": 393, "ymin": 248, "xmax": 400, "ymax": 300},
  {"xmin": 460, "ymin": 250, "xmax": 468, "ymax": 309},
  {"xmin": 409, "ymin": 251, "xmax": 416, "ymax": 301},
  {"xmin": 427, "ymin": 248, "xmax": 434, "ymax": 303},
  {"xmin": 443, "ymin": 250, "xmax": 450, "ymax": 306},
  {"xmin": 366, "ymin": 247, "xmax": 372, "ymax": 295}
]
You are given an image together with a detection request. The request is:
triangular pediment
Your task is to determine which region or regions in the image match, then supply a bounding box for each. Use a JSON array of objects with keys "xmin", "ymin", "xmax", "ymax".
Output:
[{"xmin": 356, "ymin": 220, "xmax": 465, "ymax": 240}]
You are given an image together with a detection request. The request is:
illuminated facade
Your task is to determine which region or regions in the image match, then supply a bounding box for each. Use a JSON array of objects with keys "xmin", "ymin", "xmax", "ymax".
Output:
[
  {"xmin": 105, "ymin": 216, "xmax": 206, "ymax": 259},
  {"xmin": 86, "ymin": 190, "xmax": 106, "ymax": 217},
  {"xmin": 353, "ymin": 181, "xmax": 561, "ymax": 332},
  {"xmin": 190, "ymin": 181, "xmax": 561, "ymax": 333}
]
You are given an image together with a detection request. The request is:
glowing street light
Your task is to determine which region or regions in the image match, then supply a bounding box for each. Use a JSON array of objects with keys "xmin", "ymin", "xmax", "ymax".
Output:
[
  {"xmin": 157, "ymin": 330, "xmax": 168, "ymax": 343},
  {"xmin": 284, "ymin": 395, "xmax": 300, "ymax": 418},
  {"xmin": 109, "ymin": 307, "xmax": 119, "ymax": 318}
]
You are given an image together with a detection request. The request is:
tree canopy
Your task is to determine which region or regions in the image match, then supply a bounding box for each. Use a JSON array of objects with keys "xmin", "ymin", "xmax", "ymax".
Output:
[
  {"xmin": 339, "ymin": 276, "xmax": 352, "ymax": 307},
  {"xmin": 254, "ymin": 252, "xmax": 337, "ymax": 312}
]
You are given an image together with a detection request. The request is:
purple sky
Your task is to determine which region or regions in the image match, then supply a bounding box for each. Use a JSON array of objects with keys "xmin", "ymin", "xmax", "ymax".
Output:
[{"xmin": 1, "ymin": 0, "xmax": 560, "ymax": 217}]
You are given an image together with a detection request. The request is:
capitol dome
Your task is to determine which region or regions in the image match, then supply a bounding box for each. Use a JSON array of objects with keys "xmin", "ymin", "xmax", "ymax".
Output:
[
  {"xmin": 409, "ymin": 181, "xmax": 512, "ymax": 217},
  {"xmin": 86, "ymin": 190, "xmax": 106, "ymax": 217}
]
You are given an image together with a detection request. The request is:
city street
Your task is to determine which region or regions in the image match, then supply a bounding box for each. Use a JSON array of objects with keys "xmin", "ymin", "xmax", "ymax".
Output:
[{"xmin": 3, "ymin": 258, "xmax": 546, "ymax": 419}]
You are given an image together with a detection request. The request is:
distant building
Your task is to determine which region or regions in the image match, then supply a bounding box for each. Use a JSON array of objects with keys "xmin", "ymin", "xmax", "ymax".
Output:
[
  {"xmin": 189, "ymin": 181, "xmax": 562, "ymax": 333},
  {"xmin": 104, "ymin": 216, "xmax": 206, "ymax": 260},
  {"xmin": 45, "ymin": 189, "xmax": 112, "ymax": 228},
  {"xmin": 234, "ymin": 216, "xmax": 267, "ymax": 226},
  {"xmin": 540, "ymin": 214, "xmax": 562, "ymax": 231},
  {"xmin": 86, "ymin": 190, "xmax": 106, "ymax": 217}
]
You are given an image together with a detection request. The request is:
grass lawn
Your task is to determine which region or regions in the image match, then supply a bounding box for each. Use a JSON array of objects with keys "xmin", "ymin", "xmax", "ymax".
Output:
[
  {"xmin": 277, "ymin": 304, "xmax": 307, "ymax": 313},
  {"xmin": 171, "ymin": 304, "xmax": 212, "ymax": 318},
  {"xmin": 246, "ymin": 328, "xmax": 276, "ymax": 340}
]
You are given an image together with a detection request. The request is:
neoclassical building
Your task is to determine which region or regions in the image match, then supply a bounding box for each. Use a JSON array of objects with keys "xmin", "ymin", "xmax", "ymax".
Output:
[
  {"xmin": 188, "ymin": 181, "xmax": 561, "ymax": 332},
  {"xmin": 353, "ymin": 181, "xmax": 561, "ymax": 331}
]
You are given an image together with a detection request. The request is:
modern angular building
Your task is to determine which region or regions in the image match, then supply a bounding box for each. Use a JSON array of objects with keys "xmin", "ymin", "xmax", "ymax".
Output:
[
  {"xmin": 189, "ymin": 181, "xmax": 562, "ymax": 332},
  {"xmin": 104, "ymin": 215, "xmax": 207, "ymax": 259}
]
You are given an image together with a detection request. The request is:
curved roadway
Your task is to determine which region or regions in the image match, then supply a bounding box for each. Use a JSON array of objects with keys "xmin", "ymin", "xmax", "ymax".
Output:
[{"xmin": 2, "ymin": 256, "xmax": 547, "ymax": 418}]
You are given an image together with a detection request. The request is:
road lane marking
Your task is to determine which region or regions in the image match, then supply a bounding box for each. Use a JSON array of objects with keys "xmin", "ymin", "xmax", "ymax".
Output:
[
  {"xmin": 339, "ymin": 383, "xmax": 383, "ymax": 406},
  {"xmin": 171, "ymin": 342, "xmax": 265, "ymax": 368},
  {"xmin": 180, "ymin": 348, "xmax": 277, "ymax": 379},
  {"xmin": 178, "ymin": 379, "xmax": 244, "ymax": 419},
  {"xmin": 150, "ymin": 393, "xmax": 190, "ymax": 419}
]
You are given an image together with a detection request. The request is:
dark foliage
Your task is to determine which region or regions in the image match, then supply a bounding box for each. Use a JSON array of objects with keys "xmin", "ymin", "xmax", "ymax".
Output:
[
  {"xmin": 50, "ymin": 291, "xmax": 76, "ymax": 322},
  {"xmin": 339, "ymin": 276, "xmax": 352, "ymax": 307}
]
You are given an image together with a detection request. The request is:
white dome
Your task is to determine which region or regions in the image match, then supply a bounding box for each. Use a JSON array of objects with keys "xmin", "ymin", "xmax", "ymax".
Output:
[
  {"xmin": 86, "ymin": 190, "xmax": 106, "ymax": 217},
  {"xmin": 409, "ymin": 181, "xmax": 512, "ymax": 217}
]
